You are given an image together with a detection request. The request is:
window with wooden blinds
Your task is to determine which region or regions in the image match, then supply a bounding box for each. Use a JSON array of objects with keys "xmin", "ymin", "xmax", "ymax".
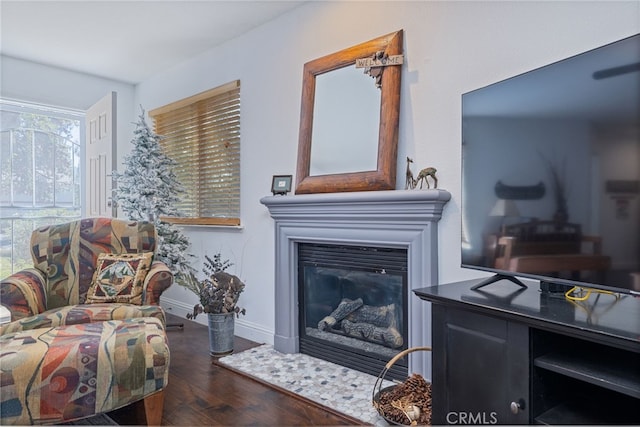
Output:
[{"xmin": 149, "ymin": 80, "xmax": 240, "ymax": 226}]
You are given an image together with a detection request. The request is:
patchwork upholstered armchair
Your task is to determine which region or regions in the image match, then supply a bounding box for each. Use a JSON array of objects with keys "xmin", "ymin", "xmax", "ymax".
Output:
[{"xmin": 0, "ymin": 217, "xmax": 173, "ymax": 425}]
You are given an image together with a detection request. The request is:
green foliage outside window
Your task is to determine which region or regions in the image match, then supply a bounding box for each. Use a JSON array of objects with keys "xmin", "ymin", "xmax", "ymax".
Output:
[{"xmin": 0, "ymin": 101, "xmax": 81, "ymax": 276}]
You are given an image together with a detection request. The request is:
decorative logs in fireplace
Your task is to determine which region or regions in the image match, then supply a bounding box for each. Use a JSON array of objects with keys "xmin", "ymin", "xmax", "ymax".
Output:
[{"xmin": 317, "ymin": 297, "xmax": 403, "ymax": 348}]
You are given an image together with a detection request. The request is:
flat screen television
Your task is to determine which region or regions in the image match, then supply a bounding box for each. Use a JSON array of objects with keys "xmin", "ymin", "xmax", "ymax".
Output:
[{"xmin": 461, "ymin": 33, "xmax": 640, "ymax": 295}]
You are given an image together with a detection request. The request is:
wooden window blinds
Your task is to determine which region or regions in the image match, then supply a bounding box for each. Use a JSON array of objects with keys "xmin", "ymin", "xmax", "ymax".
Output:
[{"xmin": 149, "ymin": 80, "xmax": 240, "ymax": 226}]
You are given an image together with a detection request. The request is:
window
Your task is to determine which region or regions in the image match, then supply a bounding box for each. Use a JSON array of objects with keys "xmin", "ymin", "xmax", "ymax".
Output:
[
  {"xmin": 0, "ymin": 99, "xmax": 82, "ymax": 275},
  {"xmin": 150, "ymin": 80, "xmax": 241, "ymax": 226}
]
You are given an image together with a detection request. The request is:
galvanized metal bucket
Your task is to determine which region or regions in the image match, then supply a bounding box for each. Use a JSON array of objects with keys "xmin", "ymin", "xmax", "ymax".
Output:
[{"xmin": 208, "ymin": 312, "xmax": 235, "ymax": 356}]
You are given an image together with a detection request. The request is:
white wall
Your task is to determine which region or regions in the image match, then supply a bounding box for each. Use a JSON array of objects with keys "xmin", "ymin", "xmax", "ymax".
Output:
[
  {"xmin": 0, "ymin": 55, "xmax": 136, "ymax": 170},
  {"xmin": 3, "ymin": 1, "xmax": 638, "ymax": 344},
  {"xmin": 135, "ymin": 1, "xmax": 640, "ymax": 342},
  {"xmin": 136, "ymin": 1, "xmax": 639, "ymax": 342}
]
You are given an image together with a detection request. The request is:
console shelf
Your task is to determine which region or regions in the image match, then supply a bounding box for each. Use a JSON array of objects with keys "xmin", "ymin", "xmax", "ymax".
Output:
[
  {"xmin": 534, "ymin": 397, "xmax": 639, "ymax": 425},
  {"xmin": 534, "ymin": 352, "xmax": 640, "ymax": 398},
  {"xmin": 414, "ymin": 279, "xmax": 640, "ymax": 425}
]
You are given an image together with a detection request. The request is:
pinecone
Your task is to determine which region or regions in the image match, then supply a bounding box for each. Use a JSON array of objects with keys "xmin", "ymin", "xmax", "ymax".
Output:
[
  {"xmin": 375, "ymin": 374, "xmax": 432, "ymax": 425},
  {"xmin": 404, "ymin": 374, "xmax": 430, "ymax": 394}
]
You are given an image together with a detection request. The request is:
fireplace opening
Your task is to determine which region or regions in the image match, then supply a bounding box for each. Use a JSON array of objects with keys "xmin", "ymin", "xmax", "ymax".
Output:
[{"xmin": 298, "ymin": 243, "xmax": 408, "ymax": 380}]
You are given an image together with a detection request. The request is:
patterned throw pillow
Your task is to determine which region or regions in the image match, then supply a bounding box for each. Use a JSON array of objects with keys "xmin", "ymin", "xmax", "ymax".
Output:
[{"xmin": 86, "ymin": 252, "xmax": 154, "ymax": 305}]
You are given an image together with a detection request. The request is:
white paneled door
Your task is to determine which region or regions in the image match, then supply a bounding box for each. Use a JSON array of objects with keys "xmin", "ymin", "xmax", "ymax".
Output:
[{"xmin": 85, "ymin": 92, "xmax": 117, "ymax": 217}]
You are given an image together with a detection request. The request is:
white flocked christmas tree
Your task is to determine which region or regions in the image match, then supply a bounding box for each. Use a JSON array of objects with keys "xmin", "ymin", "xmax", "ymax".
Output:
[{"xmin": 113, "ymin": 108, "xmax": 195, "ymax": 279}]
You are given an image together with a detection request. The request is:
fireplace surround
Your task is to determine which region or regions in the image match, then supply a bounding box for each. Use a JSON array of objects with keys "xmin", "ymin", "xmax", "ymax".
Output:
[{"xmin": 260, "ymin": 189, "xmax": 450, "ymax": 378}]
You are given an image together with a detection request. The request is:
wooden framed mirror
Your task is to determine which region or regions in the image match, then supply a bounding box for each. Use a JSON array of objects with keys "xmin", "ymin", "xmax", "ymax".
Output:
[{"xmin": 295, "ymin": 30, "xmax": 403, "ymax": 194}]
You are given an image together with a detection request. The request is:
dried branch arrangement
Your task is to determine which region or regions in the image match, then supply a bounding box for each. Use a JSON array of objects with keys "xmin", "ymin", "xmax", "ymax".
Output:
[{"xmin": 185, "ymin": 254, "xmax": 246, "ymax": 320}]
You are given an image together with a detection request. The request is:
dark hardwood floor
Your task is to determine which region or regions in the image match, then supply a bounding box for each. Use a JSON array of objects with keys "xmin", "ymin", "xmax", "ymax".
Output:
[{"xmin": 109, "ymin": 313, "xmax": 362, "ymax": 426}]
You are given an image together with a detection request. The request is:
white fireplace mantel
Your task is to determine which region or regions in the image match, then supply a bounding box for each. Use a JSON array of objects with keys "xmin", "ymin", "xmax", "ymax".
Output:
[{"xmin": 260, "ymin": 189, "xmax": 451, "ymax": 378}]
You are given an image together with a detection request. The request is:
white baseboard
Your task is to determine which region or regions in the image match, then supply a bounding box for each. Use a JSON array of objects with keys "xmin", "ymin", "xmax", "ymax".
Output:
[
  {"xmin": 235, "ymin": 318, "xmax": 274, "ymax": 345},
  {"xmin": 158, "ymin": 296, "xmax": 197, "ymax": 322},
  {"xmin": 159, "ymin": 296, "xmax": 274, "ymax": 345}
]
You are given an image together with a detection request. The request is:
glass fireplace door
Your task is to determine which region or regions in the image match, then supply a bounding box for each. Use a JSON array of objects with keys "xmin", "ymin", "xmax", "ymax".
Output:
[{"xmin": 298, "ymin": 243, "xmax": 408, "ymax": 380}]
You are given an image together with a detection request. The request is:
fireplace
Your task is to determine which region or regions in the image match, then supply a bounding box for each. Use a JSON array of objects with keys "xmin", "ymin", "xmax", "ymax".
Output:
[
  {"xmin": 299, "ymin": 243, "xmax": 408, "ymax": 380},
  {"xmin": 261, "ymin": 189, "xmax": 450, "ymax": 379}
]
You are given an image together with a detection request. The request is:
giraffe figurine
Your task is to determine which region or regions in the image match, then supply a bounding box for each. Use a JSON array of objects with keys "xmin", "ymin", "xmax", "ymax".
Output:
[
  {"xmin": 405, "ymin": 157, "xmax": 416, "ymax": 190},
  {"xmin": 415, "ymin": 167, "xmax": 438, "ymax": 189}
]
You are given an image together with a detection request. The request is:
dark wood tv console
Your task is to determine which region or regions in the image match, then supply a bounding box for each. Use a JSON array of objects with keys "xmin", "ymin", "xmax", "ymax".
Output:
[{"xmin": 414, "ymin": 279, "xmax": 640, "ymax": 425}]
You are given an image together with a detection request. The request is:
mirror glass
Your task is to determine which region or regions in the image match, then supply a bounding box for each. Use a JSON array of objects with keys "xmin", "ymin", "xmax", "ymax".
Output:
[
  {"xmin": 310, "ymin": 67, "xmax": 380, "ymax": 176},
  {"xmin": 295, "ymin": 30, "xmax": 403, "ymax": 194}
]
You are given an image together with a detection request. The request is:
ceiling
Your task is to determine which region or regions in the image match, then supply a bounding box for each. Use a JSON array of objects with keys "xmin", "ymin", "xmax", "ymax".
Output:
[{"xmin": 0, "ymin": 0, "xmax": 306, "ymax": 84}]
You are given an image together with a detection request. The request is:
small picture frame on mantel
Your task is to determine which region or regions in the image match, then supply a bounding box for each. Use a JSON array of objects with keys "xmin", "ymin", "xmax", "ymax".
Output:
[{"xmin": 271, "ymin": 175, "xmax": 292, "ymax": 196}]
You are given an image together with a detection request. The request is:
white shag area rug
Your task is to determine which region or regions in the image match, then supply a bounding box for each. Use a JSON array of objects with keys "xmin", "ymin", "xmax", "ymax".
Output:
[{"xmin": 218, "ymin": 344, "xmax": 394, "ymax": 425}]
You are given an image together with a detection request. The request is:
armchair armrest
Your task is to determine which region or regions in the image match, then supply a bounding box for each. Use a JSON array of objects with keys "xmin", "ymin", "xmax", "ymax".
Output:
[
  {"xmin": 0, "ymin": 268, "xmax": 47, "ymax": 322},
  {"xmin": 142, "ymin": 261, "xmax": 173, "ymax": 305}
]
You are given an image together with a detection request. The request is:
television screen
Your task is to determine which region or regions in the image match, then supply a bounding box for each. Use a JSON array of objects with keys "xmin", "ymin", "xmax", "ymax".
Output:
[{"xmin": 461, "ymin": 34, "xmax": 640, "ymax": 295}]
